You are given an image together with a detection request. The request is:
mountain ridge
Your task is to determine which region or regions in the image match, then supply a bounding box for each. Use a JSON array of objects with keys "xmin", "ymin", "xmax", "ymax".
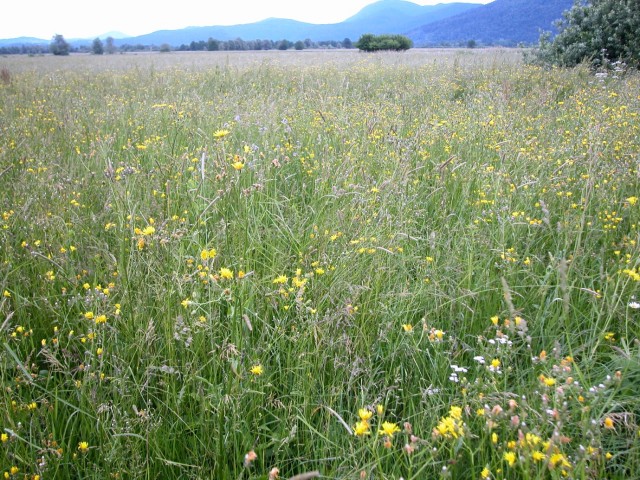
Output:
[
  {"xmin": 0, "ymin": 1, "xmax": 481, "ymax": 47},
  {"xmin": 409, "ymin": 0, "xmax": 574, "ymax": 46},
  {"xmin": 0, "ymin": 0, "xmax": 574, "ymax": 49}
]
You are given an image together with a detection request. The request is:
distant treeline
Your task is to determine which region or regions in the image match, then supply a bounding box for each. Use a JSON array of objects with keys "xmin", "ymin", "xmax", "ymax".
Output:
[
  {"xmin": 0, "ymin": 37, "xmax": 356, "ymax": 55},
  {"xmin": 0, "ymin": 45, "xmax": 49, "ymax": 55},
  {"xmin": 177, "ymin": 38, "xmax": 354, "ymax": 51}
]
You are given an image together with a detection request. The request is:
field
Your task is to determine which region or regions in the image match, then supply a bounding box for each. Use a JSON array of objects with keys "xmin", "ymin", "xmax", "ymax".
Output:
[{"xmin": 1, "ymin": 49, "xmax": 639, "ymax": 479}]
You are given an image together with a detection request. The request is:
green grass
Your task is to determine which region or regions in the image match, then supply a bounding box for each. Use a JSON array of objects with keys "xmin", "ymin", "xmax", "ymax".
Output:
[{"xmin": 0, "ymin": 49, "xmax": 639, "ymax": 479}]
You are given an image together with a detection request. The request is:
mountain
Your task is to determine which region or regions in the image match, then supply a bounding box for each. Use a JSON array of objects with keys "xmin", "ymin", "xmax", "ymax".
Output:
[
  {"xmin": 408, "ymin": 0, "xmax": 574, "ymax": 46},
  {"xmin": 115, "ymin": 1, "xmax": 480, "ymax": 46},
  {"xmin": 341, "ymin": 0, "xmax": 479, "ymax": 34},
  {"xmin": 0, "ymin": 0, "xmax": 575, "ymax": 49},
  {"xmin": 97, "ymin": 31, "xmax": 129, "ymax": 40},
  {"xmin": 0, "ymin": 36, "xmax": 48, "ymax": 47}
]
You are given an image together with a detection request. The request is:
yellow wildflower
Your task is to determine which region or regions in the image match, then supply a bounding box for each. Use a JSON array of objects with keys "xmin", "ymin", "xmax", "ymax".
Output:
[
  {"xmin": 219, "ymin": 268, "xmax": 234, "ymax": 280},
  {"xmin": 378, "ymin": 421, "xmax": 401, "ymax": 438},
  {"xmin": 532, "ymin": 451, "xmax": 545, "ymax": 462},
  {"xmin": 549, "ymin": 453, "xmax": 571, "ymax": 469},
  {"xmin": 603, "ymin": 417, "xmax": 615, "ymax": 429},
  {"xmin": 213, "ymin": 129, "xmax": 230, "ymax": 139},
  {"xmin": 353, "ymin": 421, "xmax": 371, "ymax": 436},
  {"xmin": 78, "ymin": 441, "xmax": 89, "ymax": 453},
  {"xmin": 250, "ymin": 364, "xmax": 264, "ymax": 375},
  {"xmin": 449, "ymin": 406, "xmax": 462, "ymax": 419},
  {"xmin": 358, "ymin": 408, "xmax": 373, "ymax": 422},
  {"xmin": 503, "ymin": 451, "xmax": 516, "ymax": 466}
]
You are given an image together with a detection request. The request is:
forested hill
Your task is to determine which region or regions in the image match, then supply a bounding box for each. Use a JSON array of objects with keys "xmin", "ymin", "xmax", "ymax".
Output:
[{"xmin": 407, "ymin": 0, "xmax": 574, "ymax": 46}]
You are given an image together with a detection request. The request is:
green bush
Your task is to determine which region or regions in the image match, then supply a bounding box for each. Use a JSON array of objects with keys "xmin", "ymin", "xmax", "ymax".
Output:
[
  {"xmin": 355, "ymin": 34, "xmax": 412, "ymax": 52},
  {"xmin": 529, "ymin": 0, "xmax": 640, "ymax": 69}
]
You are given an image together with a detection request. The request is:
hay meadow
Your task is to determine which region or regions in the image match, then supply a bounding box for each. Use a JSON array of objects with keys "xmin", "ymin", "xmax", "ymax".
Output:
[{"xmin": 1, "ymin": 49, "xmax": 639, "ymax": 479}]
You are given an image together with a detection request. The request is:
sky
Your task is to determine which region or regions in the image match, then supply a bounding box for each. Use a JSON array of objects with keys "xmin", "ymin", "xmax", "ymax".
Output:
[{"xmin": 2, "ymin": 0, "xmax": 491, "ymax": 40}]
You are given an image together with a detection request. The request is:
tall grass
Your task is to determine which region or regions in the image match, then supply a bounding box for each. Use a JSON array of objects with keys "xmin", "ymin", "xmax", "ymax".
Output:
[{"xmin": 0, "ymin": 50, "xmax": 639, "ymax": 479}]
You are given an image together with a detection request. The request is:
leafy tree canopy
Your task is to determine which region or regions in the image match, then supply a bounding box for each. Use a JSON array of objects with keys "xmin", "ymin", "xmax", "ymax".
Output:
[
  {"xmin": 355, "ymin": 34, "xmax": 412, "ymax": 52},
  {"xmin": 531, "ymin": 0, "xmax": 640, "ymax": 69},
  {"xmin": 92, "ymin": 37, "xmax": 104, "ymax": 55},
  {"xmin": 50, "ymin": 34, "xmax": 70, "ymax": 56}
]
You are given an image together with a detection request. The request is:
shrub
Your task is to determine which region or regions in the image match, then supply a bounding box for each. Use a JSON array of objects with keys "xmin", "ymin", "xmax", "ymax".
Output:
[
  {"xmin": 355, "ymin": 34, "xmax": 412, "ymax": 52},
  {"xmin": 529, "ymin": 0, "xmax": 640, "ymax": 69}
]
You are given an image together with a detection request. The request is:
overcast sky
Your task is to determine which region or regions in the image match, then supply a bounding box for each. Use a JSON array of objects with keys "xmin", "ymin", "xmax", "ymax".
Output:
[{"xmin": 2, "ymin": 0, "xmax": 491, "ymax": 40}]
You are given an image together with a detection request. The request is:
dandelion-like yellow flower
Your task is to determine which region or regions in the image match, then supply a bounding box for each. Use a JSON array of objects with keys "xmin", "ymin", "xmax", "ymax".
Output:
[
  {"xmin": 84, "ymin": 311, "xmax": 94, "ymax": 320},
  {"xmin": 378, "ymin": 421, "xmax": 401, "ymax": 438},
  {"xmin": 532, "ymin": 450, "xmax": 545, "ymax": 462},
  {"xmin": 353, "ymin": 421, "xmax": 371, "ymax": 436},
  {"xmin": 2, "ymin": 290, "xmax": 10, "ymax": 298},
  {"xmin": 141, "ymin": 226, "xmax": 155, "ymax": 236},
  {"xmin": 626, "ymin": 196, "xmax": 638, "ymax": 206},
  {"xmin": 250, "ymin": 364, "xmax": 264, "ymax": 375},
  {"xmin": 449, "ymin": 406, "xmax": 462, "ymax": 419},
  {"xmin": 273, "ymin": 275, "xmax": 288, "ymax": 284},
  {"xmin": 232, "ymin": 161, "xmax": 245, "ymax": 171},
  {"xmin": 219, "ymin": 268, "xmax": 234, "ymax": 279},
  {"xmin": 358, "ymin": 408, "xmax": 373, "ymax": 422},
  {"xmin": 549, "ymin": 453, "xmax": 571, "ymax": 469},
  {"xmin": 0, "ymin": 433, "xmax": 8, "ymax": 443},
  {"xmin": 603, "ymin": 417, "xmax": 615, "ymax": 429},
  {"xmin": 78, "ymin": 441, "xmax": 89, "ymax": 453},
  {"xmin": 213, "ymin": 129, "xmax": 230, "ymax": 139},
  {"xmin": 402, "ymin": 324, "xmax": 413, "ymax": 332},
  {"xmin": 503, "ymin": 451, "xmax": 516, "ymax": 466}
]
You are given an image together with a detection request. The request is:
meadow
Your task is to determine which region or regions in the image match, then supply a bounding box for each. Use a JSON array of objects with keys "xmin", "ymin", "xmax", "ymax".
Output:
[{"xmin": 0, "ymin": 49, "xmax": 639, "ymax": 479}]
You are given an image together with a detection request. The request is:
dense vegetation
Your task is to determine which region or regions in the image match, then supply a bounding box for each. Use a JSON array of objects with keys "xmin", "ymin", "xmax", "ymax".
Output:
[
  {"xmin": 531, "ymin": 0, "xmax": 640, "ymax": 69},
  {"xmin": 0, "ymin": 50, "xmax": 639, "ymax": 479},
  {"xmin": 355, "ymin": 34, "xmax": 412, "ymax": 51}
]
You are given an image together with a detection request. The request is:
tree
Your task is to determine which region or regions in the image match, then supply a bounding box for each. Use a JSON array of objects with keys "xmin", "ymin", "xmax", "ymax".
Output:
[
  {"xmin": 531, "ymin": 0, "xmax": 640, "ymax": 68},
  {"xmin": 294, "ymin": 40, "xmax": 304, "ymax": 51},
  {"xmin": 159, "ymin": 43, "xmax": 171, "ymax": 53},
  {"xmin": 355, "ymin": 34, "xmax": 412, "ymax": 52},
  {"xmin": 343, "ymin": 37, "xmax": 353, "ymax": 49},
  {"xmin": 50, "ymin": 34, "xmax": 70, "ymax": 56},
  {"xmin": 207, "ymin": 38, "xmax": 219, "ymax": 51},
  {"xmin": 92, "ymin": 37, "xmax": 104, "ymax": 55},
  {"xmin": 105, "ymin": 36, "xmax": 116, "ymax": 54}
]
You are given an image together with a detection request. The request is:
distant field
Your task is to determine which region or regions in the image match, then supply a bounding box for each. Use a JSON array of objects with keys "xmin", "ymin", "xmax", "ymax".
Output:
[{"xmin": 1, "ymin": 50, "xmax": 639, "ymax": 479}]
